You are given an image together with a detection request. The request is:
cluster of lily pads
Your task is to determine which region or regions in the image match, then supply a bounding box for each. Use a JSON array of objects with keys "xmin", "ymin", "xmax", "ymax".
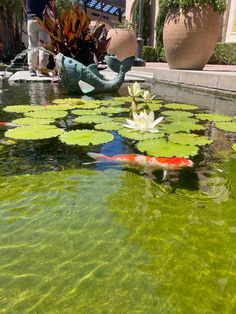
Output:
[{"xmin": 2, "ymin": 82, "xmax": 236, "ymax": 157}]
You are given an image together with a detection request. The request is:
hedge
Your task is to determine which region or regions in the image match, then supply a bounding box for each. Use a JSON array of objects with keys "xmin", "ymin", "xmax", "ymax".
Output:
[
  {"xmin": 143, "ymin": 46, "xmax": 157, "ymax": 62},
  {"xmin": 208, "ymin": 42, "xmax": 236, "ymax": 65},
  {"xmin": 143, "ymin": 42, "xmax": 236, "ymax": 65}
]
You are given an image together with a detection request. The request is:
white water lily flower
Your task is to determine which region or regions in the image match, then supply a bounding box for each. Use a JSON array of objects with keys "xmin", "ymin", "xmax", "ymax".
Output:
[
  {"xmin": 142, "ymin": 90, "xmax": 151, "ymax": 102},
  {"xmin": 123, "ymin": 110, "xmax": 164, "ymax": 133},
  {"xmin": 128, "ymin": 82, "xmax": 142, "ymax": 97}
]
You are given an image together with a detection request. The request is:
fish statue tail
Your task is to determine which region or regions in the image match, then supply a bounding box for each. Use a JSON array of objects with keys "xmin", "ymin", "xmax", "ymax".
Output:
[{"xmin": 105, "ymin": 55, "xmax": 135, "ymax": 73}]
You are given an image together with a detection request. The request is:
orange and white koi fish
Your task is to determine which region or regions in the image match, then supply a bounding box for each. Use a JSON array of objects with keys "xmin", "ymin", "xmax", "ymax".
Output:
[
  {"xmin": 87, "ymin": 152, "xmax": 193, "ymax": 180},
  {"xmin": 0, "ymin": 122, "xmax": 18, "ymax": 127}
]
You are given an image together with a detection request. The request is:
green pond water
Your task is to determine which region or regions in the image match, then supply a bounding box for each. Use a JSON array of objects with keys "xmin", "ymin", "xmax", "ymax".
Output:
[{"xmin": 0, "ymin": 80, "xmax": 236, "ymax": 313}]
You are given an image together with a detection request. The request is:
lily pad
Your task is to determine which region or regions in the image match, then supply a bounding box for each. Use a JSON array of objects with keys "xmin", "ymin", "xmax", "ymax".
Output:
[
  {"xmin": 112, "ymin": 96, "xmax": 141, "ymax": 102},
  {"xmin": 164, "ymin": 103, "xmax": 199, "ymax": 110},
  {"xmin": 137, "ymin": 138, "xmax": 199, "ymax": 157},
  {"xmin": 74, "ymin": 115, "xmax": 112, "ymax": 124},
  {"xmin": 25, "ymin": 110, "xmax": 68, "ymax": 119},
  {"xmin": 118, "ymin": 128, "xmax": 164, "ymax": 141},
  {"xmin": 59, "ymin": 129, "xmax": 114, "ymax": 146},
  {"xmin": 195, "ymin": 113, "xmax": 233, "ymax": 122},
  {"xmin": 5, "ymin": 125, "xmax": 64, "ymax": 140},
  {"xmin": 162, "ymin": 110, "xmax": 193, "ymax": 119},
  {"xmin": 215, "ymin": 121, "xmax": 236, "ymax": 132},
  {"xmin": 12, "ymin": 117, "xmax": 54, "ymax": 125},
  {"xmin": 148, "ymin": 102, "xmax": 162, "ymax": 111},
  {"xmin": 52, "ymin": 98, "xmax": 85, "ymax": 106},
  {"xmin": 95, "ymin": 122, "xmax": 123, "ymax": 131},
  {"xmin": 99, "ymin": 99, "xmax": 126, "ymax": 106},
  {"xmin": 98, "ymin": 107, "xmax": 129, "ymax": 114},
  {"xmin": 159, "ymin": 122, "xmax": 204, "ymax": 134},
  {"xmin": 166, "ymin": 117, "xmax": 200, "ymax": 125},
  {"xmin": 72, "ymin": 109, "xmax": 100, "ymax": 116},
  {"xmin": 232, "ymin": 144, "xmax": 236, "ymax": 152},
  {"xmin": 112, "ymin": 117, "xmax": 126, "ymax": 123},
  {"xmin": 151, "ymin": 99, "xmax": 163, "ymax": 103},
  {"xmin": 72, "ymin": 103, "xmax": 101, "ymax": 110},
  {"xmin": 169, "ymin": 133, "xmax": 213, "ymax": 146},
  {"xmin": 43, "ymin": 104, "xmax": 80, "ymax": 111},
  {"xmin": 3, "ymin": 105, "xmax": 44, "ymax": 113}
]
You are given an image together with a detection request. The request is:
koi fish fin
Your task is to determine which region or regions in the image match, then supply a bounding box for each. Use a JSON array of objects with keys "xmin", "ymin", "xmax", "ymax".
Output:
[
  {"xmin": 162, "ymin": 170, "xmax": 168, "ymax": 181},
  {"xmin": 78, "ymin": 80, "xmax": 95, "ymax": 94},
  {"xmin": 87, "ymin": 64, "xmax": 104, "ymax": 79},
  {"xmin": 105, "ymin": 55, "xmax": 135, "ymax": 74},
  {"xmin": 82, "ymin": 161, "xmax": 99, "ymax": 165},
  {"xmin": 142, "ymin": 170, "xmax": 156, "ymax": 179}
]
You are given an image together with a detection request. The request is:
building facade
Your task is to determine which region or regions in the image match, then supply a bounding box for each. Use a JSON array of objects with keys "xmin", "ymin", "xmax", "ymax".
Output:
[{"xmin": 125, "ymin": 0, "xmax": 236, "ymax": 46}]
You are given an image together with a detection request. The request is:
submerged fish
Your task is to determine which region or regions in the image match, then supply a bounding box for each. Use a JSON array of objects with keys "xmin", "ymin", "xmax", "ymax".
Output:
[
  {"xmin": 55, "ymin": 53, "xmax": 135, "ymax": 94},
  {"xmin": 87, "ymin": 152, "xmax": 193, "ymax": 180},
  {"xmin": 0, "ymin": 122, "xmax": 18, "ymax": 127}
]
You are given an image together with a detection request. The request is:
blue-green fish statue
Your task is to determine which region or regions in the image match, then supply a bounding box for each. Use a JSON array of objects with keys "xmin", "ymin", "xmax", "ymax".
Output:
[{"xmin": 55, "ymin": 53, "xmax": 135, "ymax": 94}]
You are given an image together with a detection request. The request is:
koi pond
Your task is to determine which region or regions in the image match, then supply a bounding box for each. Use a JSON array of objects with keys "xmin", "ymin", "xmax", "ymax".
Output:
[{"xmin": 0, "ymin": 79, "xmax": 236, "ymax": 313}]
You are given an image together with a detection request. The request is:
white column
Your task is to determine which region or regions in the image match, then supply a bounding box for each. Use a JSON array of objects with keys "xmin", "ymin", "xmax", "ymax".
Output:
[
  {"xmin": 225, "ymin": 0, "xmax": 236, "ymax": 42},
  {"xmin": 125, "ymin": 0, "xmax": 136, "ymax": 22}
]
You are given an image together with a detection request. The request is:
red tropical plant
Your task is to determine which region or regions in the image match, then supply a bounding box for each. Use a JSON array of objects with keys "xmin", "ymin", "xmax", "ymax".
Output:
[{"xmin": 36, "ymin": 3, "xmax": 111, "ymax": 65}]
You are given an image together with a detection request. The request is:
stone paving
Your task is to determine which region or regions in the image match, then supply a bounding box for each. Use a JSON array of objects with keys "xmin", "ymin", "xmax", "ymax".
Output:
[{"xmin": 132, "ymin": 62, "xmax": 236, "ymax": 95}]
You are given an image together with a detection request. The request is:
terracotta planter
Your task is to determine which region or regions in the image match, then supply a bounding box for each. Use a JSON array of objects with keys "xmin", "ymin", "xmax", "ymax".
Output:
[
  {"xmin": 163, "ymin": 4, "xmax": 221, "ymax": 70},
  {"xmin": 107, "ymin": 29, "xmax": 137, "ymax": 60}
]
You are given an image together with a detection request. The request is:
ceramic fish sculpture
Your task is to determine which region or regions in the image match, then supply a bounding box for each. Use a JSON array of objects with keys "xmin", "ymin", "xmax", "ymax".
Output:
[
  {"xmin": 87, "ymin": 152, "xmax": 193, "ymax": 180},
  {"xmin": 55, "ymin": 53, "xmax": 135, "ymax": 94}
]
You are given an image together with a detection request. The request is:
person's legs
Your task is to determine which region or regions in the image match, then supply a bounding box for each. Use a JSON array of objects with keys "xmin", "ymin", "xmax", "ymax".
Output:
[
  {"xmin": 27, "ymin": 19, "xmax": 39, "ymax": 74},
  {"xmin": 38, "ymin": 27, "xmax": 50, "ymax": 72}
]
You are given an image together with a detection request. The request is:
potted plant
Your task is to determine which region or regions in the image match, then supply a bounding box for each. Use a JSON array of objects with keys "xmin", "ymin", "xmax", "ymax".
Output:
[
  {"xmin": 162, "ymin": 0, "xmax": 226, "ymax": 70},
  {"xmin": 107, "ymin": 20, "xmax": 137, "ymax": 60}
]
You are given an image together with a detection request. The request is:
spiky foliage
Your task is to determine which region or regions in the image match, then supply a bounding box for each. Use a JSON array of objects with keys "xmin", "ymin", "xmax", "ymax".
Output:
[{"xmin": 37, "ymin": 3, "xmax": 111, "ymax": 65}]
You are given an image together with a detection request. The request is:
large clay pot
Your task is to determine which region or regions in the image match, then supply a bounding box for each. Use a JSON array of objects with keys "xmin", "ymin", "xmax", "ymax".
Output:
[
  {"xmin": 107, "ymin": 29, "xmax": 137, "ymax": 60},
  {"xmin": 163, "ymin": 4, "xmax": 221, "ymax": 70}
]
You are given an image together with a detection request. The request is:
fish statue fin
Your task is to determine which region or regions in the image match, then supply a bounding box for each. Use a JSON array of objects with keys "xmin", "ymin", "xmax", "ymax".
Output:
[
  {"xmin": 105, "ymin": 55, "xmax": 135, "ymax": 73},
  {"xmin": 87, "ymin": 64, "xmax": 104, "ymax": 79},
  {"xmin": 78, "ymin": 80, "xmax": 95, "ymax": 94},
  {"xmin": 105, "ymin": 55, "xmax": 121, "ymax": 73}
]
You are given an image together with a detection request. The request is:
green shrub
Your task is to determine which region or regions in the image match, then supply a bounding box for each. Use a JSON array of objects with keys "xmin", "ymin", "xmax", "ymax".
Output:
[
  {"xmin": 208, "ymin": 42, "xmax": 236, "ymax": 65},
  {"xmin": 160, "ymin": 0, "xmax": 226, "ymax": 13},
  {"xmin": 143, "ymin": 46, "xmax": 157, "ymax": 62},
  {"xmin": 158, "ymin": 47, "xmax": 166, "ymax": 62}
]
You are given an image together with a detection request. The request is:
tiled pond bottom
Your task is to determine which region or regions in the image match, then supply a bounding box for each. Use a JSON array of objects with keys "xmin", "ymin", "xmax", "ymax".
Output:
[{"xmin": 0, "ymin": 80, "xmax": 236, "ymax": 313}]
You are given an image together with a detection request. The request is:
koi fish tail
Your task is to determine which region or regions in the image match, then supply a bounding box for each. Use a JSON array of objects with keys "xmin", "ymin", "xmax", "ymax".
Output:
[{"xmin": 87, "ymin": 152, "xmax": 111, "ymax": 162}]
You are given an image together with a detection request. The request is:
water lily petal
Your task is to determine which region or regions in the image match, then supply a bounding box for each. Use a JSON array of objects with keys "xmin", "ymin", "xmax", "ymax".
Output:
[
  {"xmin": 150, "ymin": 116, "xmax": 164, "ymax": 128},
  {"xmin": 142, "ymin": 90, "xmax": 151, "ymax": 101},
  {"xmin": 125, "ymin": 118, "xmax": 136, "ymax": 126}
]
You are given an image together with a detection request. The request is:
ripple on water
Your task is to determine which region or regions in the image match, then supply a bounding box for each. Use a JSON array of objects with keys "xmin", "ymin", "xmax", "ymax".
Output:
[{"xmin": 0, "ymin": 167, "xmax": 236, "ymax": 312}]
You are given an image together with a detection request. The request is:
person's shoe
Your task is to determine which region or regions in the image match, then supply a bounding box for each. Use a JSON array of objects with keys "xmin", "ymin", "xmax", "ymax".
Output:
[
  {"xmin": 37, "ymin": 71, "xmax": 44, "ymax": 77},
  {"xmin": 29, "ymin": 69, "xmax": 37, "ymax": 76}
]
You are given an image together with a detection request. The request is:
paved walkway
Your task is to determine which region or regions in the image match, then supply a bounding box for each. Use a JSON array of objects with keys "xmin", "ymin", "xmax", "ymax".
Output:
[{"xmin": 131, "ymin": 62, "xmax": 236, "ymax": 95}]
